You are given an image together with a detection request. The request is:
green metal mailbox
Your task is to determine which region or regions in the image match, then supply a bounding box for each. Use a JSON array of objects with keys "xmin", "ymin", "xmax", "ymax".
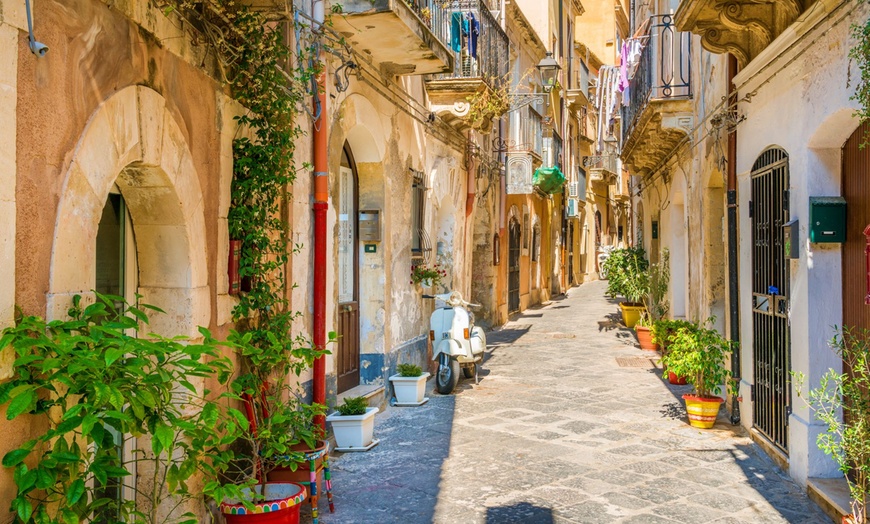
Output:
[{"xmin": 809, "ymin": 197, "xmax": 846, "ymax": 243}]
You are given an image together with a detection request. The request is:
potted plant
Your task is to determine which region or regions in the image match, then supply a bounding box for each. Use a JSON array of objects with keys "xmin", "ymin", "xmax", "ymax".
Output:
[
  {"xmin": 652, "ymin": 318, "xmax": 694, "ymax": 384},
  {"xmin": 795, "ymin": 327, "xmax": 870, "ymax": 524},
  {"xmin": 601, "ymin": 247, "xmax": 649, "ymax": 328},
  {"xmin": 411, "ymin": 263, "xmax": 446, "ymax": 288},
  {"xmin": 660, "ymin": 318, "xmax": 736, "ymax": 429},
  {"xmin": 0, "ymin": 293, "xmax": 245, "ymax": 523},
  {"xmin": 326, "ymin": 396, "xmax": 379, "ymax": 452},
  {"xmin": 637, "ymin": 250, "xmax": 670, "ymax": 350},
  {"xmin": 390, "ymin": 363, "xmax": 431, "ymax": 406}
]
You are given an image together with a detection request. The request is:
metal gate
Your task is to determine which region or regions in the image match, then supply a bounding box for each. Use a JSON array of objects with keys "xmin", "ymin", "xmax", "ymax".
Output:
[
  {"xmin": 750, "ymin": 147, "xmax": 791, "ymax": 454},
  {"xmin": 509, "ymin": 219, "xmax": 521, "ymax": 313}
]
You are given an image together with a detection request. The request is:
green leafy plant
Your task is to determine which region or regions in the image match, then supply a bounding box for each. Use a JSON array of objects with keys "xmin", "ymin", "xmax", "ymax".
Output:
[
  {"xmin": 466, "ymin": 78, "xmax": 511, "ymax": 130},
  {"xmin": 601, "ymin": 247, "xmax": 649, "ymax": 302},
  {"xmin": 651, "ymin": 318, "xmax": 694, "ymax": 349},
  {"xmin": 642, "ymin": 249, "xmax": 670, "ymax": 323},
  {"xmin": 795, "ymin": 327, "xmax": 870, "ymax": 524},
  {"xmin": 411, "ymin": 264, "xmax": 446, "ymax": 286},
  {"xmin": 0, "ymin": 293, "xmax": 248, "ymax": 524},
  {"xmin": 397, "ymin": 363, "xmax": 423, "ymax": 377},
  {"xmin": 335, "ymin": 396, "xmax": 369, "ymax": 416},
  {"xmin": 660, "ymin": 318, "xmax": 737, "ymax": 399}
]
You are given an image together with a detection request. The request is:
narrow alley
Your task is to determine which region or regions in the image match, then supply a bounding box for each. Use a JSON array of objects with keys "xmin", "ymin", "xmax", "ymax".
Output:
[{"xmin": 326, "ymin": 281, "xmax": 829, "ymax": 524}]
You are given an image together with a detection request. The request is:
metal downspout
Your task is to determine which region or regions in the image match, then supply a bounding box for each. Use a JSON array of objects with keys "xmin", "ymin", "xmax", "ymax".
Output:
[
  {"xmin": 312, "ymin": 0, "xmax": 328, "ymax": 431},
  {"xmin": 727, "ymin": 54, "xmax": 741, "ymax": 425}
]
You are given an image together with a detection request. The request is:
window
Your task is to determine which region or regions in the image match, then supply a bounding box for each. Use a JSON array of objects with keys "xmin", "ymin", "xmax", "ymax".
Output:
[
  {"xmin": 522, "ymin": 207, "xmax": 530, "ymax": 251},
  {"xmin": 410, "ymin": 169, "xmax": 429, "ymax": 262},
  {"xmin": 94, "ymin": 189, "xmax": 137, "ymax": 523},
  {"xmin": 578, "ymin": 167, "xmax": 587, "ymax": 202}
]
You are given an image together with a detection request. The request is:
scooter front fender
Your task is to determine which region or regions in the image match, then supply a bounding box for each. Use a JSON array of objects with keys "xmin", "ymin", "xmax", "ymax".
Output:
[{"xmin": 433, "ymin": 339, "xmax": 465, "ymax": 359}]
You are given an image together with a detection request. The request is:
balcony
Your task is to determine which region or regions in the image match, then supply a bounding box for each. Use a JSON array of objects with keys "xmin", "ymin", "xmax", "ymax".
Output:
[
  {"xmin": 330, "ymin": 0, "xmax": 454, "ymax": 75},
  {"xmin": 675, "ymin": 0, "xmax": 809, "ymax": 68},
  {"xmin": 620, "ymin": 15, "xmax": 694, "ymax": 176},
  {"xmin": 425, "ymin": 0, "xmax": 510, "ymax": 131},
  {"xmin": 585, "ymin": 152, "xmax": 619, "ymax": 185},
  {"xmin": 506, "ymin": 106, "xmax": 545, "ymax": 195}
]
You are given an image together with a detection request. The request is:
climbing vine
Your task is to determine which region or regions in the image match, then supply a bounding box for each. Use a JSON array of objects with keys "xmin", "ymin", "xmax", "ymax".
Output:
[{"xmin": 161, "ymin": 2, "xmax": 332, "ymax": 379}]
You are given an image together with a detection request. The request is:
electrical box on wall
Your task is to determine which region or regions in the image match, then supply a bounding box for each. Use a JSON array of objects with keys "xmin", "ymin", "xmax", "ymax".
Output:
[
  {"xmin": 359, "ymin": 210, "xmax": 381, "ymax": 242},
  {"xmin": 783, "ymin": 219, "xmax": 799, "ymax": 259},
  {"xmin": 809, "ymin": 197, "xmax": 846, "ymax": 243},
  {"xmin": 651, "ymin": 221, "xmax": 659, "ymax": 240}
]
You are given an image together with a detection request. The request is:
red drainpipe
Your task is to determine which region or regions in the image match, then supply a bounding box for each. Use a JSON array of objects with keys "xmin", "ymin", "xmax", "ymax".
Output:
[{"xmin": 312, "ymin": 9, "xmax": 328, "ymax": 430}]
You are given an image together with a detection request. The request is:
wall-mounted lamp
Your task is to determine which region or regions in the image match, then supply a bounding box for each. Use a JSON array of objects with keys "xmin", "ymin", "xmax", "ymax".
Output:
[
  {"xmin": 536, "ymin": 52, "xmax": 561, "ymax": 93},
  {"xmin": 25, "ymin": 0, "xmax": 48, "ymax": 57}
]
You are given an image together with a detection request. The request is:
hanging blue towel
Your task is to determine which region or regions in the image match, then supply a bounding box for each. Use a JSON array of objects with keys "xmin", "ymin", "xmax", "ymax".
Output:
[
  {"xmin": 469, "ymin": 13, "xmax": 480, "ymax": 59},
  {"xmin": 451, "ymin": 12, "xmax": 463, "ymax": 53}
]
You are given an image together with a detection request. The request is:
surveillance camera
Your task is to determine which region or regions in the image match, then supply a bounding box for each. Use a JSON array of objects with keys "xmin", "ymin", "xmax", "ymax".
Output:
[{"xmin": 29, "ymin": 41, "xmax": 48, "ymax": 57}]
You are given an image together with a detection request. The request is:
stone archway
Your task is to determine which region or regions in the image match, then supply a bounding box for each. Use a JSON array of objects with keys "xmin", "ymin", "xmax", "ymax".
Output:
[{"xmin": 48, "ymin": 86, "xmax": 208, "ymax": 337}]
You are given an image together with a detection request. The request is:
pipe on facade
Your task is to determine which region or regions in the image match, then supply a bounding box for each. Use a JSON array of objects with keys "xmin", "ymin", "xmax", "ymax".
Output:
[
  {"xmin": 312, "ymin": 0, "xmax": 328, "ymax": 431},
  {"xmin": 727, "ymin": 53, "xmax": 741, "ymax": 426}
]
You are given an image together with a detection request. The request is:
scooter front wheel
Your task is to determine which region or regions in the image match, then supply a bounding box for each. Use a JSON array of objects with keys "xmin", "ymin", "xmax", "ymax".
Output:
[{"xmin": 436, "ymin": 354, "xmax": 460, "ymax": 394}]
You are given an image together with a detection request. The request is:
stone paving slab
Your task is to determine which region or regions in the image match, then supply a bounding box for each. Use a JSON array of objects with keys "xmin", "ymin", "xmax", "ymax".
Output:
[{"xmin": 315, "ymin": 281, "xmax": 830, "ymax": 524}]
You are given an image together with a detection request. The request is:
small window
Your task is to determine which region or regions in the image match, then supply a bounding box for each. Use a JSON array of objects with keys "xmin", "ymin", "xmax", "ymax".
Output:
[{"xmin": 618, "ymin": 225, "xmax": 624, "ymax": 243}]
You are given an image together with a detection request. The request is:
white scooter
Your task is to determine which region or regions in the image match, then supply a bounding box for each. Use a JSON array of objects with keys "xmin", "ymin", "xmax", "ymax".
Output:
[{"xmin": 422, "ymin": 291, "xmax": 487, "ymax": 394}]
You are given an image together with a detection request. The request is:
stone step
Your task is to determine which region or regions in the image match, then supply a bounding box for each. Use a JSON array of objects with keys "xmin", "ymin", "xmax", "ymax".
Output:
[{"xmin": 335, "ymin": 383, "xmax": 386, "ymax": 413}]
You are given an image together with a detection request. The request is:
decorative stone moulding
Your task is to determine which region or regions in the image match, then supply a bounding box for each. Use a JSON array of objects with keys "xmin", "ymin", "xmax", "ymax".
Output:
[
  {"xmin": 506, "ymin": 153, "xmax": 535, "ymax": 195},
  {"xmin": 674, "ymin": 0, "xmax": 809, "ymax": 67}
]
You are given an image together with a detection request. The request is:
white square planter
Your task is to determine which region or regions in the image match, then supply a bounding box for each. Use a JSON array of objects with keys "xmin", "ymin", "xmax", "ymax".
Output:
[
  {"xmin": 389, "ymin": 372, "xmax": 430, "ymax": 406},
  {"xmin": 326, "ymin": 406, "xmax": 379, "ymax": 452}
]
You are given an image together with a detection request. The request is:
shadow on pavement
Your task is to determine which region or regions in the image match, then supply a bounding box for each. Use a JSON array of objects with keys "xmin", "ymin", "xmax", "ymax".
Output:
[{"xmin": 485, "ymin": 502, "xmax": 554, "ymax": 524}]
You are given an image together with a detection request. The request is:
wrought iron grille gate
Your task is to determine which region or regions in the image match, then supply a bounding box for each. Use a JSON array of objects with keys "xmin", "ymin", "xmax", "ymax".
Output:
[
  {"xmin": 750, "ymin": 148, "xmax": 791, "ymax": 454},
  {"xmin": 509, "ymin": 220, "xmax": 521, "ymax": 313}
]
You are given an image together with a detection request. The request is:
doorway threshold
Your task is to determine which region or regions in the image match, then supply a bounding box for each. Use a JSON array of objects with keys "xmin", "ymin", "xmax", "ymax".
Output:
[
  {"xmin": 807, "ymin": 477, "xmax": 849, "ymax": 523},
  {"xmin": 337, "ymin": 384, "xmax": 385, "ymax": 411}
]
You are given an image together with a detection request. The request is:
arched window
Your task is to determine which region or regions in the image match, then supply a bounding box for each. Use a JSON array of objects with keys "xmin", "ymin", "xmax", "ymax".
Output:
[{"xmin": 531, "ymin": 223, "xmax": 541, "ymax": 262}]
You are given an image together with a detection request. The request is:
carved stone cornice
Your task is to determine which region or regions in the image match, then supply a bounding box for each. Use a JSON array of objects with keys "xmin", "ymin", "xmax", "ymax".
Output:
[
  {"xmin": 620, "ymin": 100, "xmax": 693, "ymax": 176},
  {"xmin": 675, "ymin": 0, "xmax": 813, "ymax": 67}
]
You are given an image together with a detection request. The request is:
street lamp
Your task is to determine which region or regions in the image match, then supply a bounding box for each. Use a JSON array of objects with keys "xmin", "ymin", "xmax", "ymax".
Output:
[{"xmin": 537, "ymin": 52, "xmax": 561, "ymax": 93}]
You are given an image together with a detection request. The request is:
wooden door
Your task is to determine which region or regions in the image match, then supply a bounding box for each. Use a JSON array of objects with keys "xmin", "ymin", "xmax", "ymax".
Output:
[
  {"xmin": 843, "ymin": 121, "xmax": 870, "ymax": 331},
  {"xmin": 337, "ymin": 164, "xmax": 360, "ymax": 393},
  {"xmin": 508, "ymin": 219, "xmax": 521, "ymax": 313}
]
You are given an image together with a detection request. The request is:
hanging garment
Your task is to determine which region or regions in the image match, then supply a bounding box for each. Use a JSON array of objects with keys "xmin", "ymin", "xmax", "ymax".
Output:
[
  {"xmin": 626, "ymin": 38, "xmax": 645, "ymax": 80},
  {"xmin": 451, "ymin": 12, "xmax": 463, "ymax": 53},
  {"xmin": 617, "ymin": 41, "xmax": 630, "ymax": 93},
  {"xmin": 469, "ymin": 13, "xmax": 480, "ymax": 59}
]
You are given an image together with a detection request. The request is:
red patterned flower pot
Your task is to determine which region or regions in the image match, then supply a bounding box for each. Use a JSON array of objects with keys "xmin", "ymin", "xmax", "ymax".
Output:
[{"xmin": 221, "ymin": 482, "xmax": 306, "ymax": 524}]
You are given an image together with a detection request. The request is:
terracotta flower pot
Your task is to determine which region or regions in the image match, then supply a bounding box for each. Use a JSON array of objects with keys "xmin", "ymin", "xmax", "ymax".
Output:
[
  {"xmin": 635, "ymin": 325, "xmax": 659, "ymax": 351},
  {"xmin": 668, "ymin": 371, "xmax": 688, "ymax": 385}
]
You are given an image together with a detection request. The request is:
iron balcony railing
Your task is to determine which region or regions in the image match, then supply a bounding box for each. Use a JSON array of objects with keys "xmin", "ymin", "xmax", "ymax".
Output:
[
  {"xmin": 545, "ymin": 133, "xmax": 563, "ymax": 169},
  {"xmin": 402, "ymin": 0, "xmax": 452, "ymax": 52},
  {"xmin": 622, "ymin": 14, "xmax": 693, "ymax": 143},
  {"xmin": 428, "ymin": 0, "xmax": 510, "ymax": 88}
]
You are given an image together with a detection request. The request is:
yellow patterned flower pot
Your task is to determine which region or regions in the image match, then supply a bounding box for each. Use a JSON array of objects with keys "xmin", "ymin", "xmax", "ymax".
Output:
[
  {"xmin": 619, "ymin": 302, "xmax": 646, "ymax": 328},
  {"xmin": 683, "ymin": 394, "xmax": 724, "ymax": 429}
]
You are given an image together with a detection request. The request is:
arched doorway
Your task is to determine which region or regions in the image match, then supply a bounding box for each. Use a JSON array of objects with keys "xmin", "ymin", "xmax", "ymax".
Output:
[
  {"xmin": 337, "ymin": 145, "xmax": 360, "ymax": 393},
  {"xmin": 843, "ymin": 121, "xmax": 870, "ymax": 331},
  {"xmin": 508, "ymin": 218, "xmax": 521, "ymax": 314},
  {"xmin": 750, "ymin": 146, "xmax": 791, "ymax": 454}
]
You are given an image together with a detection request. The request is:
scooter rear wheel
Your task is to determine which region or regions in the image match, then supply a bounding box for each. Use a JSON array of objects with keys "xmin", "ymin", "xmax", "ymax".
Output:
[{"xmin": 436, "ymin": 354, "xmax": 460, "ymax": 394}]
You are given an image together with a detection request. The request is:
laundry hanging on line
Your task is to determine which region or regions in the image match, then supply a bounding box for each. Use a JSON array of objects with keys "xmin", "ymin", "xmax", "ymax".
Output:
[{"xmin": 450, "ymin": 12, "xmax": 480, "ymax": 58}]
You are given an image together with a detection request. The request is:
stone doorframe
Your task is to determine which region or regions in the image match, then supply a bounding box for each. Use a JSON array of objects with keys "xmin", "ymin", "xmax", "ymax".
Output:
[{"xmin": 48, "ymin": 85, "xmax": 209, "ymax": 337}]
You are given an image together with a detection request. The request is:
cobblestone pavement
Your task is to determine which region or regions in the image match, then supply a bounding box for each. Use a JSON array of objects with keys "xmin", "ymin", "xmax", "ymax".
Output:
[{"xmin": 320, "ymin": 281, "xmax": 830, "ymax": 523}]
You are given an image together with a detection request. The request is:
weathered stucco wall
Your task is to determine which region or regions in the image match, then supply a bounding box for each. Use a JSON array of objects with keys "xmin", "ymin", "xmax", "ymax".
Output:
[{"xmin": 733, "ymin": 0, "xmax": 865, "ymax": 487}]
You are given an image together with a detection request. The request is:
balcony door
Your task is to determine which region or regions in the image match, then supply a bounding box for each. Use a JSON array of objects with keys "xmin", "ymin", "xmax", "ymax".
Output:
[
  {"xmin": 508, "ymin": 218, "xmax": 521, "ymax": 313},
  {"xmin": 337, "ymin": 147, "xmax": 360, "ymax": 393}
]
